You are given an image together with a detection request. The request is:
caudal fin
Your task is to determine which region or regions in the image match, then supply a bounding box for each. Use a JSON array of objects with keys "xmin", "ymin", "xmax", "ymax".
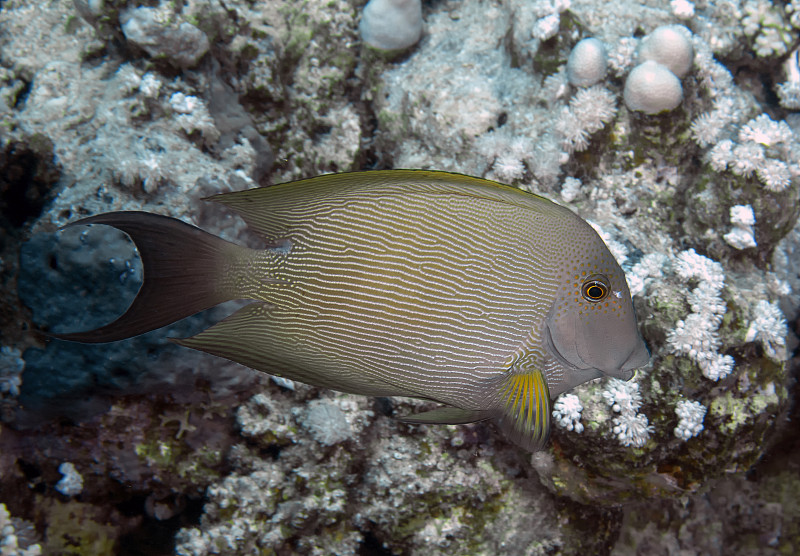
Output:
[{"xmin": 51, "ymin": 211, "xmax": 247, "ymax": 343}]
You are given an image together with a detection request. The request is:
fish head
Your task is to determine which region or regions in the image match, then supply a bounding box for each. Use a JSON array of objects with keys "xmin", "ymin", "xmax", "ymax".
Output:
[{"xmin": 544, "ymin": 248, "xmax": 650, "ymax": 388}]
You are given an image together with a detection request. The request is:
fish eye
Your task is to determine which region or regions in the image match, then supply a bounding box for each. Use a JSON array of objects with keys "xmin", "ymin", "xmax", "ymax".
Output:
[{"xmin": 581, "ymin": 275, "xmax": 610, "ymax": 302}]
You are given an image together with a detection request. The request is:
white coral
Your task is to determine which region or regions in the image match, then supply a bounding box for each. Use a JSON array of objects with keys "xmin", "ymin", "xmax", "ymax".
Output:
[
  {"xmin": 756, "ymin": 158, "xmax": 792, "ymax": 192},
  {"xmin": 730, "ymin": 204, "xmax": 756, "ymax": 226},
  {"xmin": 724, "ymin": 227, "xmax": 757, "ymax": 250},
  {"xmin": 743, "ymin": 0, "xmax": 793, "ymax": 57},
  {"xmin": 789, "ymin": 0, "xmax": 800, "ymax": 28},
  {"xmin": 608, "ymin": 37, "xmax": 638, "ymax": 76},
  {"xmin": 745, "ymin": 300, "xmax": 787, "ymax": 361},
  {"xmin": 0, "ymin": 503, "xmax": 42, "ymax": 556},
  {"xmin": 543, "ymin": 68, "xmax": 570, "ymax": 103},
  {"xmin": 170, "ymin": 92, "xmax": 220, "ymax": 144},
  {"xmin": 533, "ymin": 13, "xmax": 560, "ymax": 40},
  {"xmin": 555, "ymin": 86, "xmax": 616, "ymax": 153},
  {"xmin": 731, "ymin": 142, "xmax": 766, "ymax": 177},
  {"xmin": 476, "ymin": 132, "xmax": 535, "ymax": 183},
  {"xmin": 690, "ymin": 111, "xmax": 727, "ymax": 147},
  {"xmin": 694, "ymin": 42, "xmax": 735, "ymax": 93},
  {"xmin": 674, "ymin": 399, "xmax": 706, "ymax": 440},
  {"xmin": 667, "ymin": 313, "xmax": 722, "ymax": 361},
  {"xmin": 674, "ymin": 248, "xmax": 725, "ymax": 289},
  {"xmin": 739, "ymin": 114, "xmax": 792, "ymax": 146},
  {"xmin": 686, "ymin": 281, "xmax": 727, "ymax": 318},
  {"xmin": 559, "ymin": 176, "xmax": 582, "ymax": 203},
  {"xmin": 602, "ymin": 378, "xmax": 643, "ymax": 414},
  {"xmin": 55, "ymin": 462, "xmax": 84, "ymax": 497},
  {"xmin": 491, "ymin": 154, "xmax": 526, "ymax": 183},
  {"xmin": 776, "ymin": 80, "xmax": 800, "ymax": 110},
  {"xmin": 303, "ymin": 399, "xmax": 352, "ymax": 446},
  {"xmin": 569, "ymin": 86, "xmax": 617, "ymax": 133},
  {"xmin": 612, "ymin": 412, "xmax": 653, "ymax": 448},
  {"xmin": 555, "ymin": 107, "xmax": 590, "ymax": 152},
  {"xmin": 668, "ymin": 250, "xmax": 734, "ymax": 381},
  {"xmin": 0, "ymin": 346, "xmax": 24, "ymax": 398},
  {"xmin": 701, "ymin": 353, "xmax": 735, "ymax": 381},
  {"xmin": 139, "ymin": 72, "xmax": 162, "ymax": 98},
  {"xmin": 603, "ymin": 379, "xmax": 653, "ymax": 448},
  {"xmin": 724, "ymin": 204, "xmax": 757, "ymax": 250},
  {"xmin": 627, "ymin": 253, "xmax": 668, "ymax": 297},
  {"xmin": 552, "ymin": 393, "xmax": 584, "ymax": 433},
  {"xmin": 670, "ymin": 0, "xmax": 695, "ymax": 18},
  {"xmin": 707, "ymin": 139, "xmax": 734, "ymax": 172}
]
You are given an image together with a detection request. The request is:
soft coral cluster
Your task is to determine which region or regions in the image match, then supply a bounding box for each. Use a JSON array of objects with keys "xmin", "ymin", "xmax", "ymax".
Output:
[
  {"xmin": 673, "ymin": 399, "xmax": 706, "ymax": 441},
  {"xmin": 666, "ymin": 249, "xmax": 734, "ymax": 382},
  {"xmin": 744, "ymin": 300, "xmax": 788, "ymax": 361},
  {"xmin": 602, "ymin": 379, "xmax": 653, "ymax": 448},
  {"xmin": 552, "ymin": 393, "xmax": 584, "ymax": 433}
]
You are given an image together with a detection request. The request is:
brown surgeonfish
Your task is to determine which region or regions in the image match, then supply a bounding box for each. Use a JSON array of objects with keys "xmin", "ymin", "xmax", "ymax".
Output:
[{"xmin": 54, "ymin": 170, "xmax": 650, "ymax": 451}]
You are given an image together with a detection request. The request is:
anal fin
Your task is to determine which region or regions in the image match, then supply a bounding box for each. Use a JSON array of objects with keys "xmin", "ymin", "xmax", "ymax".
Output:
[{"xmin": 399, "ymin": 406, "xmax": 492, "ymax": 425}]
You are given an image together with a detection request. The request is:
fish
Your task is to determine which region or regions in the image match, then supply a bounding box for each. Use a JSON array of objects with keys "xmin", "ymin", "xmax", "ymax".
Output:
[{"xmin": 53, "ymin": 170, "xmax": 650, "ymax": 451}]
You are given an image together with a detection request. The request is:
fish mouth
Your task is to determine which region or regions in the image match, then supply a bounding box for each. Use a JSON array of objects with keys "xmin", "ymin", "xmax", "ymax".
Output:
[
  {"xmin": 544, "ymin": 321, "xmax": 650, "ymax": 380},
  {"xmin": 620, "ymin": 338, "xmax": 652, "ymax": 371},
  {"xmin": 597, "ymin": 340, "xmax": 651, "ymax": 380}
]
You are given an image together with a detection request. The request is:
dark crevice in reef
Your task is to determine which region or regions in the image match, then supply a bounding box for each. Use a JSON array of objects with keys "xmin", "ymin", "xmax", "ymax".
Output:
[
  {"xmin": 116, "ymin": 494, "xmax": 206, "ymax": 556},
  {"xmin": 0, "ymin": 136, "xmax": 61, "ymax": 237},
  {"xmin": 747, "ymin": 314, "xmax": 800, "ymax": 481},
  {"xmin": 359, "ymin": 529, "xmax": 394, "ymax": 556},
  {"xmin": 0, "ymin": 136, "xmax": 62, "ymax": 347}
]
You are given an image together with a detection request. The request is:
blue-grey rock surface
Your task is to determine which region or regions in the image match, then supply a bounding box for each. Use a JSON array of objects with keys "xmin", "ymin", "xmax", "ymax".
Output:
[{"xmin": 0, "ymin": 0, "xmax": 799, "ymax": 554}]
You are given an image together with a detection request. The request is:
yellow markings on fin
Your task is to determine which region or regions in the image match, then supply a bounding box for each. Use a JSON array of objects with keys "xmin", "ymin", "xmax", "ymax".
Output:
[{"xmin": 497, "ymin": 368, "xmax": 551, "ymax": 451}]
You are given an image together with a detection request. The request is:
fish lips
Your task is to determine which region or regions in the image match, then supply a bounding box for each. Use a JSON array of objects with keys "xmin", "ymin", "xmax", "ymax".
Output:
[{"xmin": 575, "ymin": 325, "xmax": 651, "ymax": 379}]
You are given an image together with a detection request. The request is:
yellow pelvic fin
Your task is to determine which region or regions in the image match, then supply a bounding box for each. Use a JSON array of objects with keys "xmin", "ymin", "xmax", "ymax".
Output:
[{"xmin": 496, "ymin": 368, "xmax": 551, "ymax": 451}]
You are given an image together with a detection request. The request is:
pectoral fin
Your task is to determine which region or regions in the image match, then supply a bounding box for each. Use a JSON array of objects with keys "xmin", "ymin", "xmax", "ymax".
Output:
[
  {"xmin": 399, "ymin": 406, "xmax": 492, "ymax": 425},
  {"xmin": 495, "ymin": 368, "xmax": 551, "ymax": 451}
]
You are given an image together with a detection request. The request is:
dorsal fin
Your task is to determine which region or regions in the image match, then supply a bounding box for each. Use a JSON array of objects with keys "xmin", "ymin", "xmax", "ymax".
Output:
[{"xmin": 205, "ymin": 170, "xmax": 560, "ymax": 241}]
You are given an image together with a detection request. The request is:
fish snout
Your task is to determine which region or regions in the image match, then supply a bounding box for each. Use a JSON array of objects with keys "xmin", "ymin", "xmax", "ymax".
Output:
[
  {"xmin": 622, "ymin": 339, "xmax": 651, "ymax": 371},
  {"xmin": 602, "ymin": 339, "xmax": 651, "ymax": 380}
]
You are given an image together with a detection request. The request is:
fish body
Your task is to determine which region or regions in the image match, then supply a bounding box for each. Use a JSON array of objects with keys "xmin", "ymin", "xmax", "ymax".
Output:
[{"xmin": 54, "ymin": 170, "xmax": 649, "ymax": 451}]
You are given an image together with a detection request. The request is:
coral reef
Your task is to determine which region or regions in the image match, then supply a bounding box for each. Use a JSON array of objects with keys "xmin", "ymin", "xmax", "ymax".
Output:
[{"xmin": 0, "ymin": 0, "xmax": 798, "ymax": 553}]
